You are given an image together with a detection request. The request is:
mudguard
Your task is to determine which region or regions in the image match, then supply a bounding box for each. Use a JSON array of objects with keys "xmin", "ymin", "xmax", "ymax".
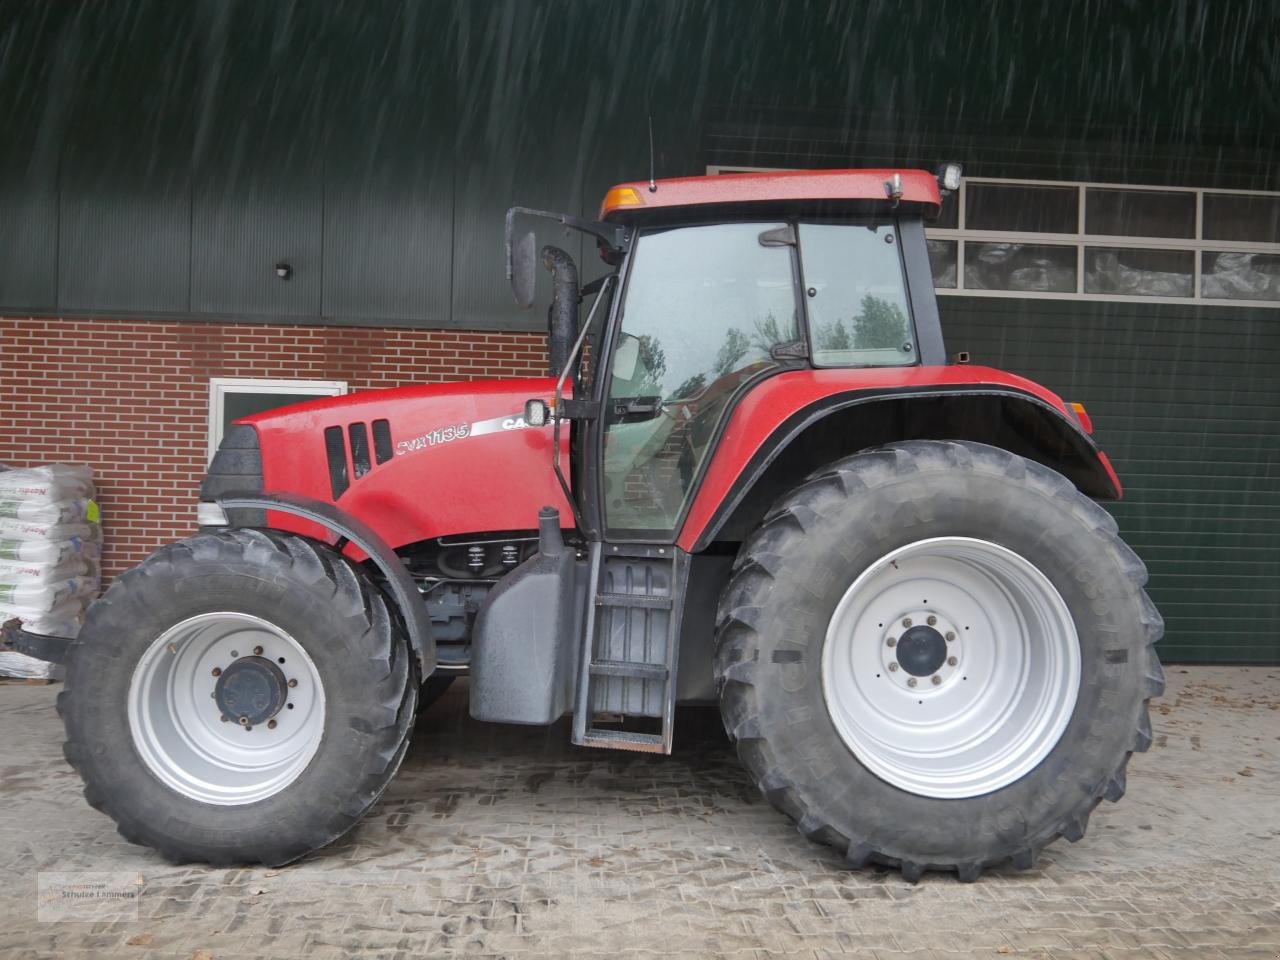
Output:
[
  {"xmin": 678, "ymin": 366, "xmax": 1122, "ymax": 552},
  {"xmin": 217, "ymin": 492, "xmax": 435, "ymax": 675}
]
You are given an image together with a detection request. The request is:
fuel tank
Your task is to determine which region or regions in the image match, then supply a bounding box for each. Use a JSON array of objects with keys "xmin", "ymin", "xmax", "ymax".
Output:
[{"xmin": 230, "ymin": 377, "xmax": 571, "ymax": 550}]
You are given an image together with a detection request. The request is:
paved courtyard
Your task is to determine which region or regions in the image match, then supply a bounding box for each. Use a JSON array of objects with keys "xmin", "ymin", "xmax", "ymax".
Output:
[{"xmin": 0, "ymin": 665, "xmax": 1277, "ymax": 959}]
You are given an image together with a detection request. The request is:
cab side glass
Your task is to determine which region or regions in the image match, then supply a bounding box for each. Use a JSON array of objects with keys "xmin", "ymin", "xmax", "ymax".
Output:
[{"xmin": 800, "ymin": 223, "xmax": 917, "ymax": 367}]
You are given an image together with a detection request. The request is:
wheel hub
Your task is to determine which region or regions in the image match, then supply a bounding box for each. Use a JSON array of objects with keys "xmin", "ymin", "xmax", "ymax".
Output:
[
  {"xmin": 213, "ymin": 656, "xmax": 288, "ymax": 727},
  {"xmin": 881, "ymin": 610, "xmax": 963, "ymax": 692},
  {"xmin": 128, "ymin": 612, "xmax": 326, "ymax": 805},
  {"xmin": 895, "ymin": 625, "xmax": 947, "ymax": 676},
  {"xmin": 823, "ymin": 537, "xmax": 1081, "ymax": 799}
]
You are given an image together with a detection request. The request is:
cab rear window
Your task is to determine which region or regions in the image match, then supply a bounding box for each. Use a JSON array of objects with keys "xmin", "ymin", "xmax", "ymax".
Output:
[{"xmin": 799, "ymin": 222, "xmax": 917, "ymax": 367}]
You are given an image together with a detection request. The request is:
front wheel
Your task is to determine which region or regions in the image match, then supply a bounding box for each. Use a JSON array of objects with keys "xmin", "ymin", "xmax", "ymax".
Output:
[
  {"xmin": 59, "ymin": 529, "xmax": 417, "ymax": 866},
  {"xmin": 715, "ymin": 440, "xmax": 1164, "ymax": 881}
]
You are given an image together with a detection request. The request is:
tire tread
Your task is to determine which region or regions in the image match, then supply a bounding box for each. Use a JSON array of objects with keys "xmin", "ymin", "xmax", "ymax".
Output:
[{"xmin": 714, "ymin": 439, "xmax": 1164, "ymax": 881}]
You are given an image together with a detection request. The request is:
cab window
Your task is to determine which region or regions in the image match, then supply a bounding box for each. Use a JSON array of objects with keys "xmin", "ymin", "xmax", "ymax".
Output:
[{"xmin": 799, "ymin": 222, "xmax": 917, "ymax": 366}]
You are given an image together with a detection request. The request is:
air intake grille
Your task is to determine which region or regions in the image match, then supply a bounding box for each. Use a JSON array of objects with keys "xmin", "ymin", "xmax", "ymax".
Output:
[
  {"xmin": 372, "ymin": 419, "xmax": 393, "ymax": 464},
  {"xmin": 349, "ymin": 423, "xmax": 371, "ymax": 479},
  {"xmin": 323, "ymin": 426, "xmax": 349, "ymax": 500}
]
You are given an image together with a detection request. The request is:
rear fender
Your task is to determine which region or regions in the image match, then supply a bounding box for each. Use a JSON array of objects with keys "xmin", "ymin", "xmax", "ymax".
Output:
[{"xmin": 679, "ymin": 381, "xmax": 1120, "ymax": 552}]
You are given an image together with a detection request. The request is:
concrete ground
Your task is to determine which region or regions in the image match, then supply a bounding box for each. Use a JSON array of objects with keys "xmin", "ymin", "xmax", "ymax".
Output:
[{"xmin": 0, "ymin": 666, "xmax": 1277, "ymax": 960}]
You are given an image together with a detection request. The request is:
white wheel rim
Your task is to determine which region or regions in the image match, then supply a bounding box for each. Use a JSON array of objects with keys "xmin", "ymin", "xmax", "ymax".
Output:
[
  {"xmin": 128, "ymin": 612, "xmax": 326, "ymax": 805},
  {"xmin": 821, "ymin": 537, "xmax": 1080, "ymax": 799}
]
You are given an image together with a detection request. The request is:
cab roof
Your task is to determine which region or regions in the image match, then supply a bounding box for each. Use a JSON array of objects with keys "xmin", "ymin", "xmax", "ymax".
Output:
[{"xmin": 600, "ymin": 168, "xmax": 941, "ymax": 220}]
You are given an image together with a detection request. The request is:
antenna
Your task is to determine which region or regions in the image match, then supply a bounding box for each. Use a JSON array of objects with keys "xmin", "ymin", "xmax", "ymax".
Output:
[{"xmin": 647, "ymin": 115, "xmax": 657, "ymax": 193}]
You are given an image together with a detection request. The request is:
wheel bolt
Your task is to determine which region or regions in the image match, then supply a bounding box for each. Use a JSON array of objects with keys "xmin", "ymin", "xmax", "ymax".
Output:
[
  {"xmin": 948, "ymin": 656, "xmax": 958, "ymax": 666},
  {"xmin": 927, "ymin": 615, "xmax": 937, "ymax": 626},
  {"xmin": 253, "ymin": 646, "xmax": 264, "ymax": 656},
  {"xmin": 888, "ymin": 663, "xmax": 899, "ymax": 672},
  {"xmin": 287, "ymin": 678, "xmax": 297, "ymax": 688},
  {"xmin": 907, "ymin": 677, "xmax": 917, "ymax": 687},
  {"xmin": 902, "ymin": 618, "xmax": 912, "ymax": 628},
  {"xmin": 267, "ymin": 719, "xmax": 277, "ymax": 730},
  {"xmin": 945, "ymin": 632, "xmax": 955, "ymax": 642},
  {"xmin": 886, "ymin": 637, "xmax": 897, "ymax": 647},
  {"xmin": 931, "ymin": 675, "xmax": 942, "ymax": 685},
  {"xmin": 220, "ymin": 715, "xmax": 229, "ymax": 723},
  {"xmin": 211, "ymin": 667, "xmax": 221, "ymax": 677},
  {"xmin": 238, "ymin": 716, "xmax": 249, "ymax": 726}
]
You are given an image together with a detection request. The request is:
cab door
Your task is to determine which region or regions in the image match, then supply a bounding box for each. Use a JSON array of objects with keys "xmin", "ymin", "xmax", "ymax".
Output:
[{"xmin": 598, "ymin": 220, "xmax": 802, "ymax": 542}]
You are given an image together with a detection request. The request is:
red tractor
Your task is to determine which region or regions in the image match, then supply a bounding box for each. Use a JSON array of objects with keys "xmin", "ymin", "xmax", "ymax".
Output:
[{"xmin": 31, "ymin": 165, "xmax": 1163, "ymax": 880}]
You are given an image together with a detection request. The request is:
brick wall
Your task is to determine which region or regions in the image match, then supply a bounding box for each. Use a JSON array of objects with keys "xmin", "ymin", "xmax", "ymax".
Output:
[{"xmin": 0, "ymin": 316, "xmax": 548, "ymax": 581}]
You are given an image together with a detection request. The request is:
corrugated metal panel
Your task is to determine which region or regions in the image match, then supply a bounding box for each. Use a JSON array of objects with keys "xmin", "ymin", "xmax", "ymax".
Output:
[
  {"xmin": 0, "ymin": 5, "xmax": 67, "ymax": 310},
  {"xmin": 939, "ymin": 296, "xmax": 1280, "ymax": 663},
  {"xmin": 56, "ymin": 7, "xmax": 197, "ymax": 314},
  {"xmin": 189, "ymin": 4, "xmax": 325, "ymax": 318},
  {"xmin": 449, "ymin": 2, "xmax": 591, "ymax": 332},
  {"xmin": 320, "ymin": 4, "xmax": 454, "ymax": 324}
]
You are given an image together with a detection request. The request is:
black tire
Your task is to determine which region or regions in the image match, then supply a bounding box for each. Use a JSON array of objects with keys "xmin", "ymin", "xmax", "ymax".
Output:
[
  {"xmin": 714, "ymin": 440, "xmax": 1164, "ymax": 881},
  {"xmin": 58, "ymin": 529, "xmax": 418, "ymax": 866}
]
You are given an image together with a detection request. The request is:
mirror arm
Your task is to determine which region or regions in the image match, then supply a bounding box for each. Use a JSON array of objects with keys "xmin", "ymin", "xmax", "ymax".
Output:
[
  {"xmin": 506, "ymin": 206, "xmax": 631, "ymax": 280},
  {"xmin": 550, "ymin": 274, "xmax": 616, "ymax": 531}
]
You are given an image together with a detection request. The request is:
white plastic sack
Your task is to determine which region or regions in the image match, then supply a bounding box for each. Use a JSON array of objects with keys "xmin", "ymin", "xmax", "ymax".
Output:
[
  {"xmin": 0, "ymin": 651, "xmax": 64, "ymax": 680},
  {"xmin": 0, "ymin": 464, "xmax": 94, "ymax": 502},
  {"xmin": 0, "ymin": 497, "xmax": 95, "ymax": 525},
  {"xmin": 0, "ymin": 517, "xmax": 100, "ymax": 543},
  {"xmin": 0, "ymin": 576, "xmax": 95, "ymax": 613},
  {"xmin": 0, "ymin": 555, "xmax": 90, "ymax": 585},
  {"xmin": 0, "ymin": 536, "xmax": 98, "ymax": 564}
]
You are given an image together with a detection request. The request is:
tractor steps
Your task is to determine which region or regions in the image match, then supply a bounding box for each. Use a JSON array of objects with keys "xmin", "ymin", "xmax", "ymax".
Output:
[{"xmin": 572, "ymin": 543, "xmax": 688, "ymax": 755}]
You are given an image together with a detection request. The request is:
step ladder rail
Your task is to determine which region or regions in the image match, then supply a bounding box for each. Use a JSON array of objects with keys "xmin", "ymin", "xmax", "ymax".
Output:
[
  {"xmin": 572, "ymin": 543, "xmax": 688, "ymax": 754},
  {"xmin": 571, "ymin": 541, "xmax": 605, "ymax": 747},
  {"xmin": 656, "ymin": 549, "xmax": 689, "ymax": 753}
]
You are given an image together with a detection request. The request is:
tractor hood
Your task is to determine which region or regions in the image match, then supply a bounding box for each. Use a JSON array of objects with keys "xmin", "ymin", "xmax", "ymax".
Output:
[{"xmin": 211, "ymin": 377, "xmax": 571, "ymax": 550}]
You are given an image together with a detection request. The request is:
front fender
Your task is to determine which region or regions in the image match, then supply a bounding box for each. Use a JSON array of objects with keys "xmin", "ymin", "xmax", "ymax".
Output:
[{"xmin": 217, "ymin": 492, "xmax": 435, "ymax": 676}]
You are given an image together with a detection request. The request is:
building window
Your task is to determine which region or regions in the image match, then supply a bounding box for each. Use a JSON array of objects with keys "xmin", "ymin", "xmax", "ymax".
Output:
[
  {"xmin": 207, "ymin": 378, "xmax": 347, "ymax": 462},
  {"xmin": 707, "ymin": 167, "xmax": 1280, "ymax": 308}
]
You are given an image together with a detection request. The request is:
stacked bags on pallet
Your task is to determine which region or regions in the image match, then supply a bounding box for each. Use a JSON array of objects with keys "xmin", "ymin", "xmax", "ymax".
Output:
[{"xmin": 0, "ymin": 464, "xmax": 102, "ymax": 679}]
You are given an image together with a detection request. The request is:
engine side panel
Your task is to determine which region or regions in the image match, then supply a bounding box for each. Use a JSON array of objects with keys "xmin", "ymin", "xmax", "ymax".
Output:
[{"xmin": 238, "ymin": 377, "xmax": 571, "ymax": 552}]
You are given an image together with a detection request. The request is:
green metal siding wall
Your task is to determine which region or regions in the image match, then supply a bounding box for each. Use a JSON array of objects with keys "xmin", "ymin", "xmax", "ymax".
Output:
[{"xmin": 939, "ymin": 296, "xmax": 1279, "ymax": 663}]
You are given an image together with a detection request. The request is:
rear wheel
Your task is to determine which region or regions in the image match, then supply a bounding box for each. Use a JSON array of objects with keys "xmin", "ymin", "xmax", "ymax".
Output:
[
  {"xmin": 715, "ymin": 440, "xmax": 1163, "ymax": 881},
  {"xmin": 59, "ymin": 529, "xmax": 417, "ymax": 866}
]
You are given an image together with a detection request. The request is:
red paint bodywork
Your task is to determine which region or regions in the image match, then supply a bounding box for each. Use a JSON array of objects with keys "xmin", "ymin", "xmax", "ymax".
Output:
[
  {"xmin": 601, "ymin": 169, "xmax": 941, "ymax": 219},
  {"xmin": 240, "ymin": 378, "xmax": 571, "ymax": 555},
  {"xmin": 237, "ymin": 367, "xmax": 1119, "ymax": 556},
  {"xmin": 676, "ymin": 365, "xmax": 1122, "ymax": 552}
]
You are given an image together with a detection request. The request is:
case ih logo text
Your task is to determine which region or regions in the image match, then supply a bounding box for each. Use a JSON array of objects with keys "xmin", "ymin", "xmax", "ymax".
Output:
[{"xmin": 395, "ymin": 423, "xmax": 470, "ymax": 456}]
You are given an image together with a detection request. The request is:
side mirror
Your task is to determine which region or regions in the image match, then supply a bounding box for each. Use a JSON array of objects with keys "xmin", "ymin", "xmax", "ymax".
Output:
[
  {"xmin": 612, "ymin": 333, "xmax": 641, "ymax": 382},
  {"xmin": 524, "ymin": 398, "xmax": 550, "ymax": 427},
  {"xmin": 510, "ymin": 230, "xmax": 538, "ymax": 308}
]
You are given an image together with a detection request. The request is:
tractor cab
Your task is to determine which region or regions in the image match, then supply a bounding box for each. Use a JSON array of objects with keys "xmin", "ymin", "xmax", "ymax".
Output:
[{"xmin": 478, "ymin": 167, "xmax": 960, "ymax": 751}]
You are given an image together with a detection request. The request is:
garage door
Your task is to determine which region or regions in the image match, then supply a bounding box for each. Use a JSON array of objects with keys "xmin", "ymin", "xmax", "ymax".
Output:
[{"xmin": 940, "ymin": 296, "xmax": 1279, "ymax": 662}]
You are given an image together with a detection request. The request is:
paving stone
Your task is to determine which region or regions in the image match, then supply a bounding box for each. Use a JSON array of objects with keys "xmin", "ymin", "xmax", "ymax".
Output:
[{"xmin": 1, "ymin": 666, "xmax": 1277, "ymax": 957}]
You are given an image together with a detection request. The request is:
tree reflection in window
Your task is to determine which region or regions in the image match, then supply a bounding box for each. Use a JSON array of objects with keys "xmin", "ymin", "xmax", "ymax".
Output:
[{"xmin": 799, "ymin": 223, "xmax": 916, "ymax": 367}]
